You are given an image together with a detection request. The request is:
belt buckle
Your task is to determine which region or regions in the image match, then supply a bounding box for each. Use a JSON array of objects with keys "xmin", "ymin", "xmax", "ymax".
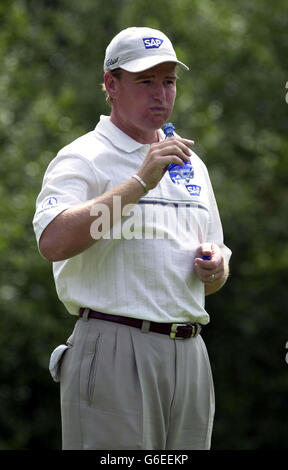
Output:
[{"xmin": 169, "ymin": 323, "xmax": 199, "ymax": 339}]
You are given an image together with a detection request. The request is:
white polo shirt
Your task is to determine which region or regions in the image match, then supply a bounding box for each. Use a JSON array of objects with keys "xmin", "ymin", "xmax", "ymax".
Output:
[{"xmin": 33, "ymin": 115, "xmax": 231, "ymax": 324}]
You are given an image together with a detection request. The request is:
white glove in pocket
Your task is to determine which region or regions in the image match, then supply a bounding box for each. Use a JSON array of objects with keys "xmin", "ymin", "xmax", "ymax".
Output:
[{"xmin": 49, "ymin": 344, "xmax": 69, "ymax": 382}]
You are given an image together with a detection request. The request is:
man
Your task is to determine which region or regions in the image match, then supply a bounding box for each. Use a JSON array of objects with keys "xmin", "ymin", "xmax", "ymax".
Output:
[{"xmin": 33, "ymin": 27, "xmax": 231, "ymax": 450}]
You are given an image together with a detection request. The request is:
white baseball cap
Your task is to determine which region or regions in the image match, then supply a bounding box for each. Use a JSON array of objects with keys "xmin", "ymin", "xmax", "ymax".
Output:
[{"xmin": 104, "ymin": 27, "xmax": 189, "ymax": 73}]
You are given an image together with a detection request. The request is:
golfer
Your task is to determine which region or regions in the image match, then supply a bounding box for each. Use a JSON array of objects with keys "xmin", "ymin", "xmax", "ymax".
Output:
[{"xmin": 33, "ymin": 26, "xmax": 231, "ymax": 450}]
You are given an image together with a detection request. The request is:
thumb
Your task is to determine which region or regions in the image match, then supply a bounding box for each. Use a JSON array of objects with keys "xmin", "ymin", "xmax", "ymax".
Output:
[
  {"xmin": 195, "ymin": 243, "xmax": 213, "ymax": 260},
  {"xmin": 201, "ymin": 243, "xmax": 213, "ymax": 256}
]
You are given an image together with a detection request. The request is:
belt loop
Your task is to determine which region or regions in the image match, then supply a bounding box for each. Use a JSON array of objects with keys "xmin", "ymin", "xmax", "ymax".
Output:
[
  {"xmin": 81, "ymin": 308, "xmax": 90, "ymax": 322},
  {"xmin": 141, "ymin": 320, "xmax": 150, "ymax": 333}
]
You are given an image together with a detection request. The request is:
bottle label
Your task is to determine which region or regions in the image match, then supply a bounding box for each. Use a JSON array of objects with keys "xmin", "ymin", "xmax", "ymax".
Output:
[
  {"xmin": 163, "ymin": 123, "xmax": 195, "ymax": 185},
  {"xmin": 169, "ymin": 162, "xmax": 194, "ymax": 184}
]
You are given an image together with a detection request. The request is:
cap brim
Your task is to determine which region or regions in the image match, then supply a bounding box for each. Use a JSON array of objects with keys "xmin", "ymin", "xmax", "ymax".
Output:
[{"xmin": 119, "ymin": 55, "xmax": 189, "ymax": 73}]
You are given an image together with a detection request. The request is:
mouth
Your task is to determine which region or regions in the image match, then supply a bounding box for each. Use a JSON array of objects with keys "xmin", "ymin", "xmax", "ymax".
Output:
[{"xmin": 150, "ymin": 106, "xmax": 166, "ymax": 113}]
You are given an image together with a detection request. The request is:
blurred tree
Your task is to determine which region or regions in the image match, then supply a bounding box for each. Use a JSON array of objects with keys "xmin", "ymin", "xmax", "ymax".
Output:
[{"xmin": 0, "ymin": 0, "xmax": 287, "ymax": 449}]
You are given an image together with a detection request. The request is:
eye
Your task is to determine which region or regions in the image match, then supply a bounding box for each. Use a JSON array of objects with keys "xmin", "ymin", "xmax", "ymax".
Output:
[{"xmin": 164, "ymin": 79, "xmax": 176, "ymax": 86}]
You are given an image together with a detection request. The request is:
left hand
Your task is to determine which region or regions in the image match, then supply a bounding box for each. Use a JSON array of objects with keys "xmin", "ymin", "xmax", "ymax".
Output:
[{"xmin": 194, "ymin": 242, "xmax": 225, "ymax": 284}]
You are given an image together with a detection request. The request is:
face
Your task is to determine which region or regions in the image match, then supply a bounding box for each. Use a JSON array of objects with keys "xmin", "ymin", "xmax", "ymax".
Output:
[{"xmin": 107, "ymin": 62, "xmax": 177, "ymax": 143}]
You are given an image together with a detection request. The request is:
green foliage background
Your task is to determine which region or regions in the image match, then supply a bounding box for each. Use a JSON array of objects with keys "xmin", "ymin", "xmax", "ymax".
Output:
[{"xmin": 0, "ymin": 0, "xmax": 287, "ymax": 449}]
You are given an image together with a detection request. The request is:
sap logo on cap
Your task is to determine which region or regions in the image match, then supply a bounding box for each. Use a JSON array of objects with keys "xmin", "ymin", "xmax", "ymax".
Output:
[{"xmin": 143, "ymin": 37, "xmax": 164, "ymax": 49}]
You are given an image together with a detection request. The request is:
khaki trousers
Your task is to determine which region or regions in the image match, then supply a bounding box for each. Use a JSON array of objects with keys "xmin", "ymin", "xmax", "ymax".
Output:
[{"xmin": 59, "ymin": 313, "xmax": 215, "ymax": 450}]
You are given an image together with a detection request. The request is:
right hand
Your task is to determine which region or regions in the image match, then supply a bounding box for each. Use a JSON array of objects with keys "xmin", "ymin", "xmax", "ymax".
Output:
[{"xmin": 137, "ymin": 137, "xmax": 195, "ymax": 190}]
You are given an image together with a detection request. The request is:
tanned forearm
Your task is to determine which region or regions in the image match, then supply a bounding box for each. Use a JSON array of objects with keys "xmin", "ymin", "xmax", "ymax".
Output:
[{"xmin": 39, "ymin": 177, "xmax": 144, "ymax": 261}]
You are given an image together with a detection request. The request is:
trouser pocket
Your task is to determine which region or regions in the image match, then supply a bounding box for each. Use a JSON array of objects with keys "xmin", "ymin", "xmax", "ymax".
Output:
[{"xmin": 85, "ymin": 332, "xmax": 102, "ymax": 405}]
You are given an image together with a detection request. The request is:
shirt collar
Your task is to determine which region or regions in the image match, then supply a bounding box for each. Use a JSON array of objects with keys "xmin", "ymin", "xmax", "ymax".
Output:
[{"xmin": 95, "ymin": 115, "xmax": 164, "ymax": 153}]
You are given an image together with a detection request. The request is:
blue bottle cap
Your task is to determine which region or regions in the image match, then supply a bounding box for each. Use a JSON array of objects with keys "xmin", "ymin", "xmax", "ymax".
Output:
[{"xmin": 163, "ymin": 122, "xmax": 175, "ymax": 137}]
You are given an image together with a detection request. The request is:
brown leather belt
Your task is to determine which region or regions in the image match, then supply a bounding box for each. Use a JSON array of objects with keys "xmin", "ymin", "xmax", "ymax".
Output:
[{"xmin": 79, "ymin": 308, "xmax": 202, "ymax": 339}]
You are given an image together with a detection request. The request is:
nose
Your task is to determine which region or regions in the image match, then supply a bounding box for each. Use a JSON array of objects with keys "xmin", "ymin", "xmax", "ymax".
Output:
[{"xmin": 152, "ymin": 82, "xmax": 166, "ymax": 101}]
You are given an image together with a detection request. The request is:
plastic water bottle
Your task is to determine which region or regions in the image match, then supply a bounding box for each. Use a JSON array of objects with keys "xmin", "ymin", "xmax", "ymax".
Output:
[{"xmin": 163, "ymin": 122, "xmax": 194, "ymax": 184}]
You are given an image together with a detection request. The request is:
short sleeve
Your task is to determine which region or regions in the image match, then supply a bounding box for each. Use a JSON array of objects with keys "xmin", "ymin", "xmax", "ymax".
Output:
[{"xmin": 33, "ymin": 153, "xmax": 99, "ymax": 245}]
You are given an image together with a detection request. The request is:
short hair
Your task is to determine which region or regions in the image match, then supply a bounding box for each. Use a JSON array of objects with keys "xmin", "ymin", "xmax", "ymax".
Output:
[{"xmin": 102, "ymin": 68, "xmax": 123, "ymax": 106}]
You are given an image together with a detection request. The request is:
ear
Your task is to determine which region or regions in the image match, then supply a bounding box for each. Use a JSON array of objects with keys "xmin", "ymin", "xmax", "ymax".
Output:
[{"xmin": 104, "ymin": 71, "xmax": 118, "ymax": 100}]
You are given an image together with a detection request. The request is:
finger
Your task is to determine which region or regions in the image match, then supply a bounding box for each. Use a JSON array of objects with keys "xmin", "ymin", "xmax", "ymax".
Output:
[
  {"xmin": 162, "ymin": 138, "xmax": 194, "ymax": 156},
  {"xmin": 165, "ymin": 136, "xmax": 195, "ymax": 148},
  {"xmin": 181, "ymin": 138, "xmax": 195, "ymax": 147},
  {"xmin": 201, "ymin": 242, "xmax": 213, "ymax": 256},
  {"xmin": 199, "ymin": 262, "xmax": 223, "ymax": 276},
  {"xmin": 155, "ymin": 137, "xmax": 193, "ymax": 155},
  {"xmin": 200, "ymin": 268, "xmax": 220, "ymax": 282},
  {"xmin": 159, "ymin": 154, "xmax": 188, "ymax": 168},
  {"xmin": 204, "ymin": 273, "xmax": 217, "ymax": 284},
  {"xmin": 157, "ymin": 144, "xmax": 191, "ymax": 162},
  {"xmin": 194, "ymin": 257, "xmax": 214, "ymax": 270}
]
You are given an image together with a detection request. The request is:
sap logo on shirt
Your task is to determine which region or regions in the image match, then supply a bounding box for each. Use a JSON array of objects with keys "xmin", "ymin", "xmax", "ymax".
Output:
[
  {"xmin": 185, "ymin": 184, "xmax": 201, "ymax": 197},
  {"xmin": 143, "ymin": 37, "xmax": 164, "ymax": 49}
]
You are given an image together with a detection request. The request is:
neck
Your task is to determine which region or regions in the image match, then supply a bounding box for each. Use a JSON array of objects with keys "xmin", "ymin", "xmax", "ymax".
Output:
[{"xmin": 109, "ymin": 113, "xmax": 159, "ymax": 145}]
